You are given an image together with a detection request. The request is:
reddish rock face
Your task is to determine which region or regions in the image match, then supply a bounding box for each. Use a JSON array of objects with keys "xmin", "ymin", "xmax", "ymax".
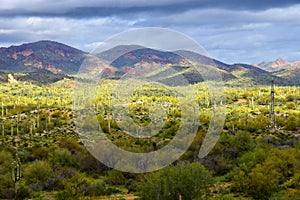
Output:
[
  {"xmin": 292, "ymin": 61, "xmax": 300, "ymax": 67},
  {"xmin": 0, "ymin": 40, "xmax": 86, "ymax": 73},
  {"xmin": 274, "ymin": 57, "xmax": 289, "ymax": 66}
]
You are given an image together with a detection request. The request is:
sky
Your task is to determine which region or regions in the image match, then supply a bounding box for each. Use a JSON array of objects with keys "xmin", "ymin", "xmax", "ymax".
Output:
[{"xmin": 0, "ymin": 0, "xmax": 300, "ymax": 64}]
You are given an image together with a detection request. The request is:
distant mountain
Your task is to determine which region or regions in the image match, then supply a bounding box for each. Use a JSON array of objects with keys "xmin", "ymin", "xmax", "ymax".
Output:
[
  {"xmin": 96, "ymin": 46, "xmax": 289, "ymax": 86},
  {"xmin": 110, "ymin": 48, "xmax": 189, "ymax": 69},
  {"xmin": 97, "ymin": 44, "xmax": 145, "ymax": 65},
  {"xmin": 96, "ymin": 46, "xmax": 236, "ymax": 85},
  {"xmin": 253, "ymin": 58, "xmax": 300, "ymax": 85},
  {"xmin": 0, "ymin": 41, "xmax": 299, "ymax": 86},
  {"xmin": 174, "ymin": 50, "xmax": 230, "ymax": 70},
  {"xmin": 254, "ymin": 57, "xmax": 297, "ymax": 72},
  {"xmin": 0, "ymin": 40, "xmax": 87, "ymax": 74}
]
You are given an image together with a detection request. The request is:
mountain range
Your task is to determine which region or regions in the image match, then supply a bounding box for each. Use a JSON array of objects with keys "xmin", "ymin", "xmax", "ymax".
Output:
[
  {"xmin": 254, "ymin": 57, "xmax": 300, "ymax": 72},
  {"xmin": 0, "ymin": 40, "xmax": 299, "ymax": 86}
]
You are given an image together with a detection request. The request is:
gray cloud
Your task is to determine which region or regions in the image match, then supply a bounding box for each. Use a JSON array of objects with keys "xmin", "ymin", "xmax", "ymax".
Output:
[
  {"xmin": 0, "ymin": 0, "xmax": 300, "ymax": 64},
  {"xmin": 0, "ymin": 0, "xmax": 299, "ymax": 18},
  {"xmin": 130, "ymin": 5, "xmax": 300, "ymax": 63},
  {"xmin": 0, "ymin": 17, "xmax": 136, "ymax": 51}
]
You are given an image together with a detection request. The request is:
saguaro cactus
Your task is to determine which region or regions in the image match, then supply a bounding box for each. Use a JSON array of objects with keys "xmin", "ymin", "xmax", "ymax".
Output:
[
  {"xmin": 1, "ymin": 123, "xmax": 4, "ymax": 136},
  {"xmin": 1, "ymin": 102, "xmax": 4, "ymax": 117},
  {"xmin": 11, "ymin": 124, "xmax": 13, "ymax": 136}
]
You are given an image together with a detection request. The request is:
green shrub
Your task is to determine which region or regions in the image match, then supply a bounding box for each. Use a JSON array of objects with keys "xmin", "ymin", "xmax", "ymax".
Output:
[
  {"xmin": 49, "ymin": 148, "xmax": 79, "ymax": 168},
  {"xmin": 15, "ymin": 184, "xmax": 32, "ymax": 199},
  {"xmin": 137, "ymin": 162, "xmax": 212, "ymax": 200},
  {"xmin": 105, "ymin": 169, "xmax": 126, "ymax": 185},
  {"xmin": 229, "ymin": 147, "xmax": 300, "ymax": 199},
  {"xmin": 0, "ymin": 150, "xmax": 15, "ymax": 199},
  {"xmin": 0, "ymin": 175, "xmax": 15, "ymax": 199},
  {"xmin": 285, "ymin": 102, "xmax": 297, "ymax": 110},
  {"xmin": 0, "ymin": 150, "xmax": 14, "ymax": 172},
  {"xmin": 55, "ymin": 173, "xmax": 89, "ymax": 200},
  {"xmin": 24, "ymin": 160, "xmax": 55, "ymax": 191}
]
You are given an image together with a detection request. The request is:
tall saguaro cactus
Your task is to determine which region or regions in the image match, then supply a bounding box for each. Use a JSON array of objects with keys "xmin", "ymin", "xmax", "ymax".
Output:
[
  {"xmin": 11, "ymin": 124, "xmax": 13, "ymax": 136},
  {"xmin": 1, "ymin": 101, "xmax": 4, "ymax": 117},
  {"xmin": 29, "ymin": 121, "xmax": 33, "ymax": 141},
  {"xmin": 16, "ymin": 117, "xmax": 19, "ymax": 136},
  {"xmin": 1, "ymin": 123, "xmax": 4, "ymax": 136}
]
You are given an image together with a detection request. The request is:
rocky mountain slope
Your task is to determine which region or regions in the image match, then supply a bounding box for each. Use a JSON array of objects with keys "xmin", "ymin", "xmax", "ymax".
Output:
[
  {"xmin": 0, "ymin": 40, "xmax": 87, "ymax": 74},
  {"xmin": 0, "ymin": 41, "xmax": 298, "ymax": 86},
  {"xmin": 254, "ymin": 57, "xmax": 300, "ymax": 72}
]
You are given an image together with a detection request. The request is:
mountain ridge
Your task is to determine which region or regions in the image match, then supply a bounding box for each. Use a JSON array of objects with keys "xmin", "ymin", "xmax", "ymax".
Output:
[
  {"xmin": 254, "ymin": 57, "xmax": 300, "ymax": 72},
  {"xmin": 0, "ymin": 40, "xmax": 299, "ymax": 86}
]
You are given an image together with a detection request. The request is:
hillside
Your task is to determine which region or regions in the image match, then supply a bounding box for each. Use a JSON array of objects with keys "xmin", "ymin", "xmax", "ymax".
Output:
[
  {"xmin": 96, "ymin": 47, "xmax": 237, "ymax": 85},
  {"xmin": 174, "ymin": 50, "xmax": 230, "ymax": 70},
  {"xmin": 227, "ymin": 64, "xmax": 286, "ymax": 86},
  {"xmin": 274, "ymin": 65, "xmax": 300, "ymax": 85},
  {"xmin": 0, "ymin": 41, "xmax": 299, "ymax": 86},
  {"xmin": 97, "ymin": 44, "xmax": 145, "ymax": 64},
  {"xmin": 96, "ymin": 46, "xmax": 291, "ymax": 86},
  {"xmin": 0, "ymin": 40, "xmax": 87, "ymax": 74},
  {"xmin": 255, "ymin": 57, "xmax": 300, "ymax": 72}
]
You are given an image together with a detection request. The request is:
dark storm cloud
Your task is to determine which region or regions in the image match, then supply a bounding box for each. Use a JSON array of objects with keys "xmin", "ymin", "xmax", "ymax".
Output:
[
  {"xmin": 0, "ymin": 0, "xmax": 299, "ymax": 18},
  {"xmin": 1, "ymin": 0, "xmax": 300, "ymax": 63}
]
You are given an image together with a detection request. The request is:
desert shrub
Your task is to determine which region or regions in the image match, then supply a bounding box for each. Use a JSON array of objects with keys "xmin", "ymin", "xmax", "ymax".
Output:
[
  {"xmin": 137, "ymin": 162, "xmax": 212, "ymax": 200},
  {"xmin": 58, "ymin": 137, "xmax": 83, "ymax": 153},
  {"xmin": 201, "ymin": 131, "xmax": 255, "ymax": 175},
  {"xmin": 55, "ymin": 173, "xmax": 88, "ymax": 200},
  {"xmin": 51, "ymin": 110, "xmax": 62, "ymax": 118},
  {"xmin": 85, "ymin": 182, "xmax": 106, "ymax": 197},
  {"xmin": 54, "ymin": 173, "xmax": 116, "ymax": 200},
  {"xmin": 0, "ymin": 175, "xmax": 15, "ymax": 199},
  {"xmin": 15, "ymin": 184, "xmax": 32, "ymax": 199},
  {"xmin": 285, "ymin": 114, "xmax": 300, "ymax": 131},
  {"xmin": 229, "ymin": 147, "xmax": 300, "ymax": 199},
  {"xmin": 31, "ymin": 146, "xmax": 51, "ymax": 160},
  {"xmin": 79, "ymin": 152, "xmax": 109, "ymax": 174},
  {"xmin": 285, "ymin": 102, "xmax": 297, "ymax": 110},
  {"xmin": 49, "ymin": 148, "xmax": 79, "ymax": 168},
  {"xmin": 0, "ymin": 150, "xmax": 14, "ymax": 172},
  {"xmin": 105, "ymin": 169, "xmax": 126, "ymax": 185},
  {"xmin": 24, "ymin": 160, "xmax": 56, "ymax": 191},
  {"xmin": 270, "ymin": 188, "xmax": 300, "ymax": 200},
  {"xmin": 0, "ymin": 150, "xmax": 15, "ymax": 199}
]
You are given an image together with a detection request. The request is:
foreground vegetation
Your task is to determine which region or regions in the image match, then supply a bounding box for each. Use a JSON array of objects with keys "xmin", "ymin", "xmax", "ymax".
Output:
[{"xmin": 0, "ymin": 80, "xmax": 299, "ymax": 199}]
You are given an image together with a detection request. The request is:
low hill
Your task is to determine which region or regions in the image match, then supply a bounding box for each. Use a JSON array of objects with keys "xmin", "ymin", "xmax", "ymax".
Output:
[
  {"xmin": 227, "ymin": 64, "xmax": 286, "ymax": 86},
  {"xmin": 274, "ymin": 65, "xmax": 300, "ymax": 85}
]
